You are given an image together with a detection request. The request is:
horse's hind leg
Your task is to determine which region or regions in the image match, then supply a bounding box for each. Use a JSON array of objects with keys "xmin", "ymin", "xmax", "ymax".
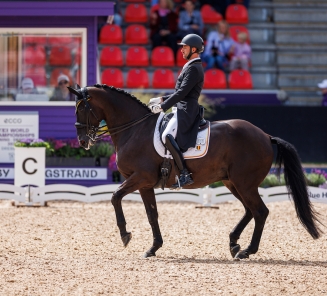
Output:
[
  {"xmin": 234, "ymin": 188, "xmax": 269, "ymax": 260},
  {"xmin": 223, "ymin": 181, "xmax": 253, "ymax": 258},
  {"xmin": 139, "ymin": 188, "xmax": 163, "ymax": 258}
]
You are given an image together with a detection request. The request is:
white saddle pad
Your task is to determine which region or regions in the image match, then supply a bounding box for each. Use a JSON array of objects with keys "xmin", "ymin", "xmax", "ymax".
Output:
[{"xmin": 153, "ymin": 112, "xmax": 210, "ymax": 159}]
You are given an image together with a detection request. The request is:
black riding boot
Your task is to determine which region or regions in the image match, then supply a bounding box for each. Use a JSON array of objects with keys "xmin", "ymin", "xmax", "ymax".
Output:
[{"xmin": 165, "ymin": 134, "xmax": 194, "ymax": 189}]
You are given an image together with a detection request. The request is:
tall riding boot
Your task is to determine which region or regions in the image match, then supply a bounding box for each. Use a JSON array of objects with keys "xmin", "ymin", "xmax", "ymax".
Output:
[{"xmin": 165, "ymin": 134, "xmax": 194, "ymax": 189}]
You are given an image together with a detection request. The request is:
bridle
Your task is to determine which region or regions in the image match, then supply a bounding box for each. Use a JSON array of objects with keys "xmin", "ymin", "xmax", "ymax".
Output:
[{"xmin": 75, "ymin": 87, "xmax": 154, "ymax": 142}]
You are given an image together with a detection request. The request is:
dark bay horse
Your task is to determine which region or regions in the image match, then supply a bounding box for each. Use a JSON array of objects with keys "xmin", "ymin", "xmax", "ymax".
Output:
[{"xmin": 69, "ymin": 84, "xmax": 322, "ymax": 260}]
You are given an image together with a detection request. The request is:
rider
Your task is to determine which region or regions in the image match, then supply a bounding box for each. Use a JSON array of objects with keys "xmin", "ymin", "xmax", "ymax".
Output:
[{"xmin": 149, "ymin": 33, "xmax": 204, "ymax": 189}]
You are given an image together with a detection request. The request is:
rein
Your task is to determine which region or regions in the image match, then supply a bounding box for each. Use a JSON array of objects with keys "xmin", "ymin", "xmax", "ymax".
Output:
[{"xmin": 75, "ymin": 87, "xmax": 154, "ymax": 141}]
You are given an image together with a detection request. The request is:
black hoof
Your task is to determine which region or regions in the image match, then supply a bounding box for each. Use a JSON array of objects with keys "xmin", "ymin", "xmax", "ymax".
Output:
[
  {"xmin": 230, "ymin": 244, "xmax": 241, "ymax": 258},
  {"xmin": 235, "ymin": 250, "xmax": 249, "ymax": 260},
  {"xmin": 143, "ymin": 251, "xmax": 156, "ymax": 258},
  {"xmin": 121, "ymin": 232, "xmax": 132, "ymax": 247}
]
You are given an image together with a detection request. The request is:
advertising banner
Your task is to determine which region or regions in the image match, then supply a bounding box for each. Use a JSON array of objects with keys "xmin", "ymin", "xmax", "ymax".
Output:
[{"xmin": 0, "ymin": 112, "xmax": 39, "ymax": 163}]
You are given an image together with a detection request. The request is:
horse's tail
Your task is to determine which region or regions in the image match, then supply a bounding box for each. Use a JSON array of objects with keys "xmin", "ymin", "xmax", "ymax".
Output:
[{"xmin": 270, "ymin": 136, "xmax": 323, "ymax": 239}]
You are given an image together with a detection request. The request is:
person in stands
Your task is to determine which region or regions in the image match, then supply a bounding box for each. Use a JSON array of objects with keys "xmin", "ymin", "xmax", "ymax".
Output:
[
  {"xmin": 148, "ymin": 34, "xmax": 204, "ymax": 189},
  {"xmin": 150, "ymin": 0, "xmax": 179, "ymax": 54},
  {"xmin": 230, "ymin": 32, "xmax": 251, "ymax": 71},
  {"xmin": 50, "ymin": 74, "xmax": 75, "ymax": 101},
  {"xmin": 18, "ymin": 77, "xmax": 38, "ymax": 94},
  {"xmin": 177, "ymin": 0, "xmax": 204, "ymax": 40},
  {"xmin": 202, "ymin": 20, "xmax": 235, "ymax": 71},
  {"xmin": 317, "ymin": 79, "xmax": 327, "ymax": 106}
]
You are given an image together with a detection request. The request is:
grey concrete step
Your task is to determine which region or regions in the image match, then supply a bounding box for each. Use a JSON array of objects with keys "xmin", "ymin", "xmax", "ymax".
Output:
[
  {"xmin": 252, "ymin": 51, "xmax": 276, "ymax": 66},
  {"xmin": 278, "ymin": 66, "xmax": 327, "ymax": 73},
  {"xmin": 252, "ymin": 73, "xmax": 277, "ymax": 89},
  {"xmin": 277, "ymin": 52, "xmax": 327, "ymax": 66},
  {"xmin": 275, "ymin": 30, "xmax": 327, "ymax": 44},
  {"xmin": 278, "ymin": 74, "xmax": 325, "ymax": 88},
  {"xmin": 277, "ymin": 44, "xmax": 327, "ymax": 51},
  {"xmin": 274, "ymin": 9, "xmax": 327, "ymax": 23},
  {"xmin": 249, "ymin": 27, "xmax": 274, "ymax": 44},
  {"xmin": 249, "ymin": 7, "xmax": 273, "ymax": 22}
]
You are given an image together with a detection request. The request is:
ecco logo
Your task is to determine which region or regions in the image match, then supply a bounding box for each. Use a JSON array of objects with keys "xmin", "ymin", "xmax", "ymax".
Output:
[{"xmin": 4, "ymin": 118, "xmax": 22, "ymax": 124}]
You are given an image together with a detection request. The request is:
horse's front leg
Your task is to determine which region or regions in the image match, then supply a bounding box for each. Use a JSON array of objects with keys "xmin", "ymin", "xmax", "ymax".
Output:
[
  {"xmin": 111, "ymin": 174, "xmax": 140, "ymax": 247},
  {"xmin": 139, "ymin": 188, "xmax": 163, "ymax": 258}
]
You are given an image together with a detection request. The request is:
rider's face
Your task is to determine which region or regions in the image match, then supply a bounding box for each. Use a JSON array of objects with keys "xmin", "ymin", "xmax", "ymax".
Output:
[{"xmin": 181, "ymin": 45, "xmax": 195, "ymax": 60}]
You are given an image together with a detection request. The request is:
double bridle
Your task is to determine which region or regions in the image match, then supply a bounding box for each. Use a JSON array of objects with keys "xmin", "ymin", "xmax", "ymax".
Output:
[{"xmin": 75, "ymin": 87, "xmax": 154, "ymax": 142}]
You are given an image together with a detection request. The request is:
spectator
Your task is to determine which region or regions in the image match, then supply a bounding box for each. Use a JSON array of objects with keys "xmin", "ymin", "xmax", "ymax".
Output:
[
  {"xmin": 19, "ymin": 77, "xmax": 38, "ymax": 94},
  {"xmin": 202, "ymin": 20, "xmax": 235, "ymax": 71},
  {"xmin": 50, "ymin": 74, "xmax": 75, "ymax": 101},
  {"xmin": 230, "ymin": 32, "xmax": 251, "ymax": 71},
  {"xmin": 150, "ymin": 0, "xmax": 179, "ymax": 54},
  {"xmin": 97, "ymin": 0, "xmax": 122, "ymax": 38},
  {"xmin": 317, "ymin": 79, "xmax": 327, "ymax": 106},
  {"xmin": 177, "ymin": 0, "xmax": 204, "ymax": 40}
]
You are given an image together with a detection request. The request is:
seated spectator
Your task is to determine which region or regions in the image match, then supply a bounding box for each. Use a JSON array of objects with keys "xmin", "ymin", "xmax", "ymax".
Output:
[
  {"xmin": 50, "ymin": 74, "xmax": 75, "ymax": 101},
  {"xmin": 18, "ymin": 77, "xmax": 38, "ymax": 94},
  {"xmin": 150, "ymin": 0, "xmax": 178, "ymax": 54},
  {"xmin": 202, "ymin": 20, "xmax": 235, "ymax": 71},
  {"xmin": 177, "ymin": 0, "xmax": 204, "ymax": 40},
  {"xmin": 317, "ymin": 79, "xmax": 327, "ymax": 106},
  {"xmin": 230, "ymin": 32, "xmax": 251, "ymax": 71},
  {"xmin": 97, "ymin": 0, "xmax": 122, "ymax": 38}
]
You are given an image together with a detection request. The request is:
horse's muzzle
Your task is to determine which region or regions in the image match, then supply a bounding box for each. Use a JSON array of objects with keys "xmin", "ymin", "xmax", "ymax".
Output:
[{"xmin": 78, "ymin": 135, "xmax": 94, "ymax": 150}]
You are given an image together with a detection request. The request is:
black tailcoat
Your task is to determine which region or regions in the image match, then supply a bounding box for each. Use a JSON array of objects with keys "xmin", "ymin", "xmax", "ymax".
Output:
[{"xmin": 161, "ymin": 58, "xmax": 204, "ymax": 152}]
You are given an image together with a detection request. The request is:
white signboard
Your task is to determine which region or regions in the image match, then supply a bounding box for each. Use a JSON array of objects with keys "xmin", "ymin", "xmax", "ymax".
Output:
[
  {"xmin": 0, "ymin": 167, "xmax": 107, "ymax": 180},
  {"xmin": 14, "ymin": 147, "xmax": 45, "ymax": 187},
  {"xmin": 0, "ymin": 112, "xmax": 39, "ymax": 163}
]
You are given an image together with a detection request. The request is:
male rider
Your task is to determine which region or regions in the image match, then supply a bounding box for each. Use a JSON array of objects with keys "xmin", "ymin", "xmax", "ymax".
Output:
[{"xmin": 148, "ymin": 34, "xmax": 204, "ymax": 189}]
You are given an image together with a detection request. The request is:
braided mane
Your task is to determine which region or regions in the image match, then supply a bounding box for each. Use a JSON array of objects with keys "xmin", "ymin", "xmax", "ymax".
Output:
[{"xmin": 94, "ymin": 84, "xmax": 151, "ymax": 112}]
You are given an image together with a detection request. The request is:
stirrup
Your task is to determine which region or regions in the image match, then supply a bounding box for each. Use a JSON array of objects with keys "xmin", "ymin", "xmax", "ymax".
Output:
[{"xmin": 170, "ymin": 171, "xmax": 194, "ymax": 190}]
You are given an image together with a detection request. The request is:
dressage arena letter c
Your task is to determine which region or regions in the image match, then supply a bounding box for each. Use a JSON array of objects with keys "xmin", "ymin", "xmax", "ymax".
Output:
[{"xmin": 22, "ymin": 158, "xmax": 37, "ymax": 175}]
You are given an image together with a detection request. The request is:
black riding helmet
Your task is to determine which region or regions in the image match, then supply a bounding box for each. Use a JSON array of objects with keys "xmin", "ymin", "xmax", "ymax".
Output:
[{"xmin": 178, "ymin": 34, "xmax": 204, "ymax": 60}]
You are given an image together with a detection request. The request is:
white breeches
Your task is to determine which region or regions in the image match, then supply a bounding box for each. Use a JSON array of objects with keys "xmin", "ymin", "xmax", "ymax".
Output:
[{"xmin": 161, "ymin": 107, "xmax": 178, "ymax": 144}]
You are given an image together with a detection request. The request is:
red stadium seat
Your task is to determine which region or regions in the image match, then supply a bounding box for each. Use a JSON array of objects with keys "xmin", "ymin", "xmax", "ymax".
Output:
[
  {"xmin": 201, "ymin": 4, "xmax": 223, "ymax": 24},
  {"xmin": 48, "ymin": 36, "xmax": 74, "ymax": 45},
  {"xmin": 127, "ymin": 68, "xmax": 149, "ymax": 88},
  {"xmin": 230, "ymin": 26, "xmax": 250, "ymax": 43},
  {"xmin": 23, "ymin": 46, "xmax": 46, "ymax": 66},
  {"xmin": 125, "ymin": 0, "xmax": 145, "ymax": 2},
  {"xmin": 24, "ymin": 67, "xmax": 47, "ymax": 86},
  {"xmin": 101, "ymin": 68, "xmax": 124, "ymax": 88},
  {"xmin": 126, "ymin": 46, "xmax": 149, "ymax": 67},
  {"xmin": 152, "ymin": 69, "xmax": 175, "ymax": 89},
  {"xmin": 176, "ymin": 51, "xmax": 187, "ymax": 67},
  {"xmin": 204, "ymin": 69, "xmax": 227, "ymax": 89},
  {"xmin": 49, "ymin": 46, "xmax": 72, "ymax": 66},
  {"xmin": 99, "ymin": 46, "xmax": 123, "ymax": 67},
  {"xmin": 226, "ymin": 4, "xmax": 249, "ymax": 24},
  {"xmin": 229, "ymin": 69, "xmax": 253, "ymax": 89},
  {"xmin": 99, "ymin": 24, "xmax": 123, "ymax": 44},
  {"xmin": 125, "ymin": 24, "xmax": 148, "ymax": 44},
  {"xmin": 22, "ymin": 36, "xmax": 47, "ymax": 45},
  {"xmin": 50, "ymin": 68, "xmax": 72, "ymax": 86},
  {"xmin": 151, "ymin": 46, "xmax": 175, "ymax": 67},
  {"xmin": 124, "ymin": 4, "xmax": 148, "ymax": 23}
]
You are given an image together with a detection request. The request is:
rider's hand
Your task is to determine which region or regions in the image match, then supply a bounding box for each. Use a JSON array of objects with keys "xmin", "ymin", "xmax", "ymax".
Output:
[
  {"xmin": 148, "ymin": 97, "xmax": 162, "ymax": 106},
  {"xmin": 150, "ymin": 104, "xmax": 163, "ymax": 114}
]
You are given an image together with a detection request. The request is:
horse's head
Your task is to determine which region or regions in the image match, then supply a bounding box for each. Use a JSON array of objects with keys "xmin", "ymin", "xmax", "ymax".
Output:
[{"xmin": 68, "ymin": 85, "xmax": 105, "ymax": 150}]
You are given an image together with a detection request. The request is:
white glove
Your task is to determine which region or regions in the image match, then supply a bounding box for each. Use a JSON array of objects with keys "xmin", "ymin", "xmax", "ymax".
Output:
[
  {"xmin": 150, "ymin": 104, "xmax": 163, "ymax": 114},
  {"xmin": 148, "ymin": 97, "xmax": 162, "ymax": 107}
]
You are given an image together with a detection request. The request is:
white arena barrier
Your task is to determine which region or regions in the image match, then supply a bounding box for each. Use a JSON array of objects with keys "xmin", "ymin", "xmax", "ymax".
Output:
[{"xmin": 0, "ymin": 184, "xmax": 326, "ymax": 206}]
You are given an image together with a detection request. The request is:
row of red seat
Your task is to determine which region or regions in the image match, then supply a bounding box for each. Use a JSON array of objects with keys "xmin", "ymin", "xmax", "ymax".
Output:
[
  {"xmin": 24, "ymin": 67, "xmax": 78, "ymax": 87},
  {"xmin": 123, "ymin": 3, "xmax": 248, "ymax": 24},
  {"xmin": 99, "ymin": 24, "xmax": 250, "ymax": 45},
  {"xmin": 23, "ymin": 45, "xmax": 80, "ymax": 67},
  {"xmin": 100, "ymin": 45, "xmax": 186, "ymax": 67},
  {"xmin": 101, "ymin": 68, "xmax": 253, "ymax": 89}
]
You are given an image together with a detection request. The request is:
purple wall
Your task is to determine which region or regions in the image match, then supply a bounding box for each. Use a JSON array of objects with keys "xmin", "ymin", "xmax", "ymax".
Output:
[{"xmin": 0, "ymin": 1, "xmax": 114, "ymax": 86}]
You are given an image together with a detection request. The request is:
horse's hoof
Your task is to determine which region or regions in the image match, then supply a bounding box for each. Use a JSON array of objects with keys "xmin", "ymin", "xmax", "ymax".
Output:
[
  {"xmin": 235, "ymin": 250, "xmax": 249, "ymax": 260},
  {"xmin": 230, "ymin": 244, "xmax": 241, "ymax": 258},
  {"xmin": 143, "ymin": 251, "xmax": 156, "ymax": 259},
  {"xmin": 122, "ymin": 232, "xmax": 132, "ymax": 247}
]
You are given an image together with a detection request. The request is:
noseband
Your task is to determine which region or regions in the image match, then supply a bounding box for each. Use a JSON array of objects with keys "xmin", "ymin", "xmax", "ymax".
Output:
[{"xmin": 75, "ymin": 87, "xmax": 154, "ymax": 142}]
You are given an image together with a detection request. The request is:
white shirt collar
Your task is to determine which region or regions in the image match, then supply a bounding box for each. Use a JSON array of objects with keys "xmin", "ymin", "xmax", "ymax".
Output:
[{"xmin": 182, "ymin": 57, "xmax": 201, "ymax": 69}]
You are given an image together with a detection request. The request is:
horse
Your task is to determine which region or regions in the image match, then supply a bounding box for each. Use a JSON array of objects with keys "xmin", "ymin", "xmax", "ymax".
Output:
[{"xmin": 68, "ymin": 84, "xmax": 322, "ymax": 260}]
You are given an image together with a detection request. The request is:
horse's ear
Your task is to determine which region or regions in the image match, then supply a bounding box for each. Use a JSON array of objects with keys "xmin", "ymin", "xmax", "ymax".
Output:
[
  {"xmin": 76, "ymin": 84, "xmax": 81, "ymax": 89},
  {"xmin": 67, "ymin": 86, "xmax": 82, "ymax": 98}
]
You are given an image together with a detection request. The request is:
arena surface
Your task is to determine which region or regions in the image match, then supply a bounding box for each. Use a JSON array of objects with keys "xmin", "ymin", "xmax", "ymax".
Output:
[{"xmin": 0, "ymin": 199, "xmax": 326, "ymax": 295}]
